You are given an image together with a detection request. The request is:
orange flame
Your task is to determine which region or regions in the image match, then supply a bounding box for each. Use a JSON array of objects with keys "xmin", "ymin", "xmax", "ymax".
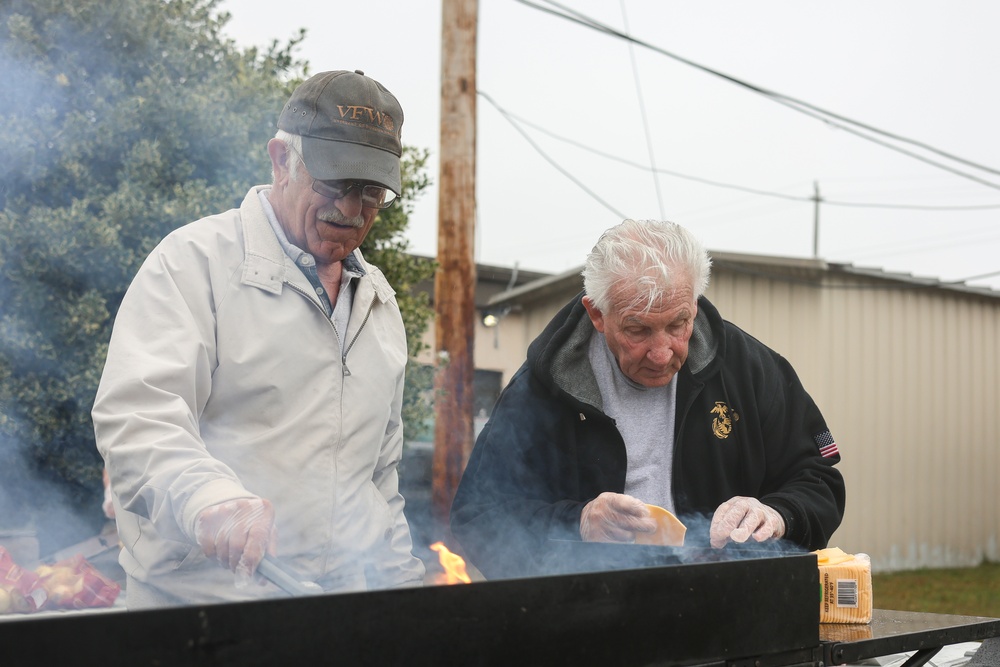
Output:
[{"xmin": 429, "ymin": 541, "xmax": 471, "ymax": 584}]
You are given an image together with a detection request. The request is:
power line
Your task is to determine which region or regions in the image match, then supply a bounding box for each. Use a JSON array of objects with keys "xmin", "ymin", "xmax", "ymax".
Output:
[
  {"xmin": 524, "ymin": 0, "xmax": 1000, "ymax": 179},
  {"xmin": 619, "ymin": 0, "xmax": 664, "ymax": 218},
  {"xmin": 481, "ymin": 88, "xmax": 1000, "ymax": 282},
  {"xmin": 837, "ymin": 224, "xmax": 1000, "ymax": 261},
  {"xmin": 721, "ymin": 262, "xmax": 1000, "ymax": 292},
  {"xmin": 953, "ymin": 269, "xmax": 1000, "ymax": 283},
  {"xmin": 483, "ymin": 93, "xmax": 1000, "ymax": 212},
  {"xmin": 514, "ymin": 0, "xmax": 1000, "ymax": 191},
  {"xmin": 477, "ymin": 90, "xmax": 627, "ymax": 220},
  {"xmin": 821, "ymin": 200, "xmax": 1000, "ymax": 211}
]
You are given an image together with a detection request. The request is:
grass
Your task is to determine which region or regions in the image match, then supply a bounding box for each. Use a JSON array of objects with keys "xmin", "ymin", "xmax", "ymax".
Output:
[{"xmin": 873, "ymin": 561, "xmax": 1000, "ymax": 618}]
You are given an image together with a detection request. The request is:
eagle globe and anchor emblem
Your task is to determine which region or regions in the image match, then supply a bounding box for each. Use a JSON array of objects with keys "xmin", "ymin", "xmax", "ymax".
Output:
[{"xmin": 711, "ymin": 401, "xmax": 739, "ymax": 439}]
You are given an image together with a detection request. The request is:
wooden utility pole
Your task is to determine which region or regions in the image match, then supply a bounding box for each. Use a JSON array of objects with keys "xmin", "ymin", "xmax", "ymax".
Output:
[{"xmin": 433, "ymin": 0, "xmax": 478, "ymax": 528}]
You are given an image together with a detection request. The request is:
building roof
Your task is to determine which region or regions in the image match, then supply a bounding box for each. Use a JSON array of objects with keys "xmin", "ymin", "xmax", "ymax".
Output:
[
  {"xmin": 485, "ymin": 250, "xmax": 1000, "ymax": 307},
  {"xmin": 410, "ymin": 255, "xmax": 550, "ymax": 308}
]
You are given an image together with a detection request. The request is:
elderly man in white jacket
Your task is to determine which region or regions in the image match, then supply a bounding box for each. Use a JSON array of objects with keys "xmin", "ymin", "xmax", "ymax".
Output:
[{"xmin": 93, "ymin": 70, "xmax": 425, "ymax": 608}]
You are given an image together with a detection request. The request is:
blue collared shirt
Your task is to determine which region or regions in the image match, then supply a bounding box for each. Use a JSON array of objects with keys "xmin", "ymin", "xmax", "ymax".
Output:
[{"xmin": 257, "ymin": 190, "xmax": 365, "ymax": 352}]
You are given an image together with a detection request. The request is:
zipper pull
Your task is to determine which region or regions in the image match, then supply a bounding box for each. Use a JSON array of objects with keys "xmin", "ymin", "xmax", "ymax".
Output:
[{"xmin": 342, "ymin": 356, "xmax": 351, "ymax": 377}]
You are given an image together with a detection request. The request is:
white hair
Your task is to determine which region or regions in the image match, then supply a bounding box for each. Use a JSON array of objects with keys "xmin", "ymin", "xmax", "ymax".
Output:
[
  {"xmin": 582, "ymin": 219, "xmax": 712, "ymax": 314},
  {"xmin": 273, "ymin": 129, "xmax": 304, "ymax": 182}
]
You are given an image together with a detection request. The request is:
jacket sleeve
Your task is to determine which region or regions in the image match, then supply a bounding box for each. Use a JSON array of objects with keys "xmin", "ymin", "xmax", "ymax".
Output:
[
  {"xmin": 93, "ymin": 233, "xmax": 255, "ymax": 547},
  {"xmin": 450, "ymin": 367, "xmax": 587, "ymax": 580},
  {"xmin": 756, "ymin": 352, "xmax": 846, "ymax": 551}
]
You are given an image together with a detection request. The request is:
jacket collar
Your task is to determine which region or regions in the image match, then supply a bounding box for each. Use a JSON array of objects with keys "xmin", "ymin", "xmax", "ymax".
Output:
[
  {"xmin": 687, "ymin": 296, "xmax": 721, "ymax": 375},
  {"xmin": 530, "ymin": 292, "xmax": 724, "ymax": 409},
  {"xmin": 237, "ymin": 186, "xmax": 395, "ymax": 304}
]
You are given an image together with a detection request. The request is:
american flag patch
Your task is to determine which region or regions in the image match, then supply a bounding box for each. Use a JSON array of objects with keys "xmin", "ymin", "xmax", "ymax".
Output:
[{"xmin": 814, "ymin": 430, "xmax": 839, "ymax": 458}]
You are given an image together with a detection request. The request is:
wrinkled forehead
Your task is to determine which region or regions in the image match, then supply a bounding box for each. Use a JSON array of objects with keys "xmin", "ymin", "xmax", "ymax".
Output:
[{"xmin": 608, "ymin": 272, "xmax": 696, "ymax": 316}]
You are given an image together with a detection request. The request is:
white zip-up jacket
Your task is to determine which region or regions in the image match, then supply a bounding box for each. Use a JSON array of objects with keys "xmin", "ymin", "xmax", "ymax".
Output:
[{"xmin": 93, "ymin": 186, "xmax": 424, "ymax": 606}]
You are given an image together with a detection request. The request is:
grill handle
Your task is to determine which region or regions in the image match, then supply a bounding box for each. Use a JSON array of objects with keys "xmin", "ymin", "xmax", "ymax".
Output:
[{"xmin": 257, "ymin": 556, "xmax": 324, "ymax": 597}]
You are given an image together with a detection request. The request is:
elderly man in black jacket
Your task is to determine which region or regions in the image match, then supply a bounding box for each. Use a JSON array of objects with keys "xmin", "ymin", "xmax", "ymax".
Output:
[{"xmin": 451, "ymin": 219, "xmax": 845, "ymax": 579}]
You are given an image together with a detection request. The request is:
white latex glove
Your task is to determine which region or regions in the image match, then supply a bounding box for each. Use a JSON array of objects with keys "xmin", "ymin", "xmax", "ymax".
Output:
[
  {"xmin": 580, "ymin": 492, "xmax": 656, "ymax": 543},
  {"xmin": 194, "ymin": 497, "xmax": 276, "ymax": 587},
  {"xmin": 710, "ymin": 496, "xmax": 785, "ymax": 548}
]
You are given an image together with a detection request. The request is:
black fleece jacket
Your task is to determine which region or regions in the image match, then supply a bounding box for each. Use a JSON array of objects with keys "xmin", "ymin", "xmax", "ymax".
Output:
[{"xmin": 451, "ymin": 293, "xmax": 846, "ymax": 579}]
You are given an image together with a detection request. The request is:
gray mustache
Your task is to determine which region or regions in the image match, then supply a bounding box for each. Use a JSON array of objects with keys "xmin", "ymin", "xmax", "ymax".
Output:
[{"xmin": 318, "ymin": 209, "xmax": 365, "ymax": 228}]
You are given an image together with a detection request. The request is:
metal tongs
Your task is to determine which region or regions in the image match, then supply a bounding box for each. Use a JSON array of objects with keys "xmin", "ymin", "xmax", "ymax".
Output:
[{"xmin": 256, "ymin": 555, "xmax": 324, "ymax": 597}]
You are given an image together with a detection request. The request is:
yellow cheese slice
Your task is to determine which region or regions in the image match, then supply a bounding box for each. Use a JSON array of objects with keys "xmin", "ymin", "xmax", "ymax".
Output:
[
  {"xmin": 815, "ymin": 547, "xmax": 856, "ymax": 566},
  {"xmin": 635, "ymin": 504, "xmax": 687, "ymax": 547},
  {"xmin": 814, "ymin": 548, "xmax": 873, "ymax": 624}
]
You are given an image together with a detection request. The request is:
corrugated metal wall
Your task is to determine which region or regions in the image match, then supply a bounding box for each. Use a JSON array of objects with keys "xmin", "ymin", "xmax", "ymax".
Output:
[{"xmin": 706, "ymin": 259, "xmax": 1000, "ymax": 572}]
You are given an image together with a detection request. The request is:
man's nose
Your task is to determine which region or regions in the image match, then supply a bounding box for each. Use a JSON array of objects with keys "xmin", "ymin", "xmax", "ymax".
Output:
[
  {"xmin": 335, "ymin": 190, "xmax": 364, "ymax": 217},
  {"xmin": 646, "ymin": 339, "xmax": 674, "ymax": 365}
]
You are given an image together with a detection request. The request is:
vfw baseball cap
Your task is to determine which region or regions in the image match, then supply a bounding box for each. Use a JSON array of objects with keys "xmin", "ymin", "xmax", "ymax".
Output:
[{"xmin": 277, "ymin": 70, "xmax": 403, "ymax": 194}]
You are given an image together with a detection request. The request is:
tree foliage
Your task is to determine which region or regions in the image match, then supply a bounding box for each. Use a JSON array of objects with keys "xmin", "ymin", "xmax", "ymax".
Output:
[
  {"xmin": 0, "ymin": 0, "xmax": 435, "ymax": 552},
  {"xmin": 360, "ymin": 146, "xmax": 436, "ymax": 441}
]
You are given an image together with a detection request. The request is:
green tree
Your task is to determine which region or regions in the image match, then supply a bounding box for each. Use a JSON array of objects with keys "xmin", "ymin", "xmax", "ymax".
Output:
[
  {"xmin": 361, "ymin": 146, "xmax": 436, "ymax": 441},
  {"xmin": 0, "ymin": 0, "xmax": 435, "ymax": 553}
]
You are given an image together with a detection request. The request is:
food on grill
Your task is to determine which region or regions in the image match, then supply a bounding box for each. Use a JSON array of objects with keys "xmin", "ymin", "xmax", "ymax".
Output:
[
  {"xmin": 35, "ymin": 564, "xmax": 86, "ymax": 606},
  {"xmin": 0, "ymin": 585, "xmax": 36, "ymax": 614},
  {"xmin": 815, "ymin": 547, "xmax": 872, "ymax": 624},
  {"xmin": 0, "ymin": 545, "xmax": 120, "ymax": 613},
  {"xmin": 0, "ymin": 585, "xmax": 31, "ymax": 614},
  {"xmin": 35, "ymin": 555, "xmax": 120, "ymax": 609},
  {"xmin": 0, "ymin": 546, "xmax": 46, "ymax": 613},
  {"xmin": 635, "ymin": 504, "xmax": 687, "ymax": 547}
]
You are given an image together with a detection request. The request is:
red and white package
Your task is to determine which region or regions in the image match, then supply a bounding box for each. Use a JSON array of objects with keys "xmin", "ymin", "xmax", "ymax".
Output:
[
  {"xmin": 35, "ymin": 554, "xmax": 120, "ymax": 610},
  {"xmin": 0, "ymin": 546, "xmax": 47, "ymax": 613}
]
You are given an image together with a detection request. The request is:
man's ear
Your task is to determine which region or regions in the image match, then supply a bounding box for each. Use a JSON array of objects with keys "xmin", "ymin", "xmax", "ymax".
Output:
[
  {"xmin": 581, "ymin": 296, "xmax": 606, "ymax": 334},
  {"xmin": 266, "ymin": 138, "xmax": 291, "ymax": 185}
]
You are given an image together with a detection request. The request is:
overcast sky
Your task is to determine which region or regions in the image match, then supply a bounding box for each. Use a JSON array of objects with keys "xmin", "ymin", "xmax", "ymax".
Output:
[{"xmin": 220, "ymin": 0, "xmax": 1000, "ymax": 290}]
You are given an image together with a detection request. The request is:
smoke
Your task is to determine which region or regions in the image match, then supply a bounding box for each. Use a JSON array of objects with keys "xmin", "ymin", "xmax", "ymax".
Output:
[
  {"xmin": 0, "ymin": 243, "xmax": 108, "ymax": 559},
  {"xmin": 0, "ymin": 417, "xmax": 105, "ymax": 560},
  {"xmin": 672, "ymin": 510, "xmax": 808, "ymax": 558},
  {"xmin": 0, "ymin": 10, "xmax": 134, "ymax": 563},
  {"xmin": 531, "ymin": 511, "xmax": 808, "ymax": 578},
  {"xmin": 0, "ymin": 37, "xmax": 79, "ymax": 210}
]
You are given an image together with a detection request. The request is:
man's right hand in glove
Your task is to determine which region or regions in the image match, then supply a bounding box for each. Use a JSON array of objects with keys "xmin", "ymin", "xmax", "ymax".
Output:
[
  {"xmin": 580, "ymin": 492, "xmax": 656, "ymax": 543},
  {"xmin": 194, "ymin": 497, "xmax": 275, "ymax": 587}
]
